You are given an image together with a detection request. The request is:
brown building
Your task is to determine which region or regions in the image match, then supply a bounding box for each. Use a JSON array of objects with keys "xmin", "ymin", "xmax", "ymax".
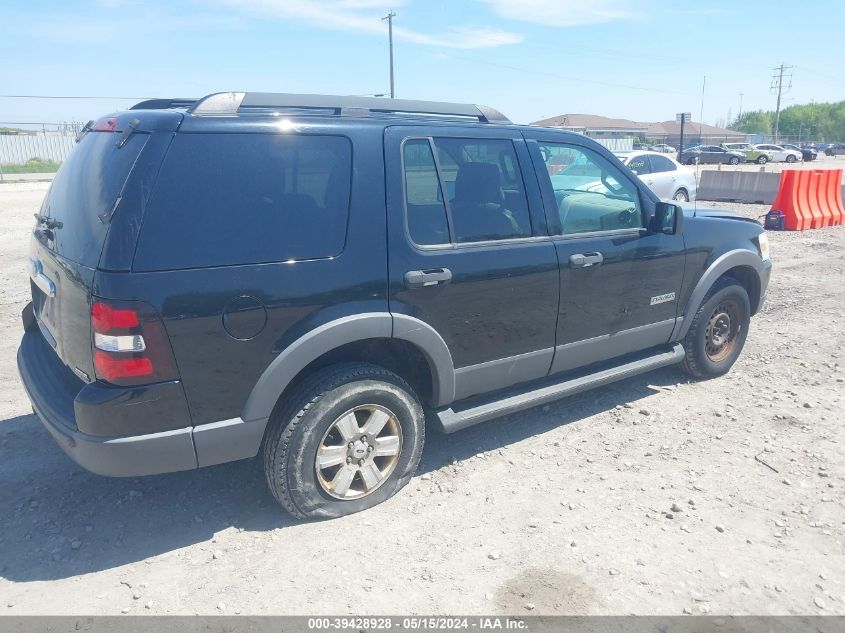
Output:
[{"xmin": 532, "ymin": 114, "xmax": 747, "ymax": 146}]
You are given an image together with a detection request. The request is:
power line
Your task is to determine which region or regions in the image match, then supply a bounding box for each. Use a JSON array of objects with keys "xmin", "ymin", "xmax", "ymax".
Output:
[
  {"xmin": 0, "ymin": 94, "xmax": 149, "ymax": 100},
  {"xmin": 427, "ymin": 50, "xmax": 701, "ymax": 98},
  {"xmin": 771, "ymin": 63, "xmax": 793, "ymax": 143}
]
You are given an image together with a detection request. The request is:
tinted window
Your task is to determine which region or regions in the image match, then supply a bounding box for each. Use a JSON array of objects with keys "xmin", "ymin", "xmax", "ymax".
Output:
[
  {"xmin": 538, "ymin": 142, "xmax": 643, "ymax": 235},
  {"xmin": 626, "ymin": 155, "xmax": 652, "ymax": 175},
  {"xmin": 134, "ymin": 133, "xmax": 351, "ymax": 271},
  {"xmin": 40, "ymin": 131, "xmax": 149, "ymax": 268},
  {"xmin": 403, "ymin": 139, "xmax": 449, "ymax": 246},
  {"xmin": 429, "ymin": 138, "xmax": 532, "ymax": 243},
  {"xmin": 649, "ymin": 154, "xmax": 677, "ymax": 173}
]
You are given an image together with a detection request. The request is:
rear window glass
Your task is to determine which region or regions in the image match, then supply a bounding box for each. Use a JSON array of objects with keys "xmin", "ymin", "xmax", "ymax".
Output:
[
  {"xmin": 41, "ymin": 131, "xmax": 148, "ymax": 268},
  {"xmin": 134, "ymin": 133, "xmax": 352, "ymax": 271}
]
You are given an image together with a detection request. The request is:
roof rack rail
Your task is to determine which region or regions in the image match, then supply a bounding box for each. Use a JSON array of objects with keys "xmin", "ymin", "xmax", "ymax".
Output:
[
  {"xmin": 130, "ymin": 98, "xmax": 198, "ymax": 111},
  {"xmin": 185, "ymin": 91, "xmax": 511, "ymax": 124}
]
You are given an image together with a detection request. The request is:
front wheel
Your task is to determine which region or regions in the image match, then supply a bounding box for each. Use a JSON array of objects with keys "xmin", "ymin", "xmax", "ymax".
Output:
[
  {"xmin": 786, "ymin": 154, "xmax": 797, "ymax": 163},
  {"xmin": 681, "ymin": 277, "xmax": 751, "ymax": 379},
  {"xmin": 673, "ymin": 189, "xmax": 689, "ymax": 202},
  {"xmin": 728, "ymin": 156, "xmax": 740, "ymax": 165},
  {"xmin": 756, "ymin": 155, "xmax": 768, "ymax": 164},
  {"xmin": 263, "ymin": 363, "xmax": 425, "ymax": 519}
]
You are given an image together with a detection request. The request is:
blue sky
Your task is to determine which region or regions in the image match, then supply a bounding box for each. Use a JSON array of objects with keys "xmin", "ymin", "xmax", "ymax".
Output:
[{"xmin": 2, "ymin": 0, "xmax": 844, "ymax": 127}]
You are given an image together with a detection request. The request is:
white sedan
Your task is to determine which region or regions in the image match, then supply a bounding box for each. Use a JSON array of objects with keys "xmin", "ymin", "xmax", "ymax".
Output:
[
  {"xmin": 753, "ymin": 143, "xmax": 802, "ymax": 163},
  {"xmin": 614, "ymin": 151, "xmax": 697, "ymax": 202}
]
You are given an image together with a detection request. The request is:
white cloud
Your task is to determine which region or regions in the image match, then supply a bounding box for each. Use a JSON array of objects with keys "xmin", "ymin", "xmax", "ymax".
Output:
[
  {"xmin": 478, "ymin": 0, "xmax": 632, "ymax": 26},
  {"xmin": 221, "ymin": 0, "xmax": 523, "ymax": 48}
]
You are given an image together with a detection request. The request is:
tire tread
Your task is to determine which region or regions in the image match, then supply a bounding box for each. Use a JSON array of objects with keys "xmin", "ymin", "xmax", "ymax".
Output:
[{"xmin": 262, "ymin": 363, "xmax": 420, "ymax": 519}]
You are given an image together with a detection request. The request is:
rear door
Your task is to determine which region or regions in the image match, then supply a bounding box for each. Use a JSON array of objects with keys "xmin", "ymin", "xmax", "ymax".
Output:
[
  {"xmin": 29, "ymin": 114, "xmax": 175, "ymax": 381},
  {"xmin": 647, "ymin": 153, "xmax": 680, "ymax": 199},
  {"xmin": 385, "ymin": 125, "xmax": 559, "ymax": 403},
  {"xmin": 523, "ymin": 130, "xmax": 686, "ymax": 374}
]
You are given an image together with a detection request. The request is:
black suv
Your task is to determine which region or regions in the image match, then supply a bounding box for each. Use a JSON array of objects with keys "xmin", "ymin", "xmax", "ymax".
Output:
[{"xmin": 18, "ymin": 92, "xmax": 772, "ymax": 519}]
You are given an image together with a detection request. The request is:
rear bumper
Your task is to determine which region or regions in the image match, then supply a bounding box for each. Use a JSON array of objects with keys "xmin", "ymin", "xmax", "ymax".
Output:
[
  {"xmin": 17, "ymin": 327, "xmax": 266, "ymax": 477},
  {"xmin": 17, "ymin": 329, "xmax": 198, "ymax": 476}
]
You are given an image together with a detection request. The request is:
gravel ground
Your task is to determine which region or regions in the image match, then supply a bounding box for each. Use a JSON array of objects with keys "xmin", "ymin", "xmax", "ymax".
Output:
[{"xmin": 0, "ymin": 183, "xmax": 843, "ymax": 616}]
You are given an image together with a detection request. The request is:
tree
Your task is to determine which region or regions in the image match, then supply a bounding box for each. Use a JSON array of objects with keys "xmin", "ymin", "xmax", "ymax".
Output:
[
  {"xmin": 729, "ymin": 101, "xmax": 845, "ymax": 141},
  {"xmin": 730, "ymin": 111, "xmax": 773, "ymax": 135}
]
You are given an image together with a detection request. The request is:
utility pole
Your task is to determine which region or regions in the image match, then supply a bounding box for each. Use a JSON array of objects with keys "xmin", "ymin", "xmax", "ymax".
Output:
[
  {"xmin": 382, "ymin": 11, "xmax": 396, "ymax": 99},
  {"xmin": 771, "ymin": 63, "xmax": 792, "ymax": 143},
  {"xmin": 738, "ymin": 93, "xmax": 743, "ymax": 120}
]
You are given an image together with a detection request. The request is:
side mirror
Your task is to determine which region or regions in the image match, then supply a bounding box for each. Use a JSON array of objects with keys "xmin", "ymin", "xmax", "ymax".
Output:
[{"xmin": 650, "ymin": 201, "xmax": 684, "ymax": 235}]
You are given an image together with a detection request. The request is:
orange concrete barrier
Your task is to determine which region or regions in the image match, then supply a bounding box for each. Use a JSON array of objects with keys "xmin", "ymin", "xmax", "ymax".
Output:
[
  {"xmin": 770, "ymin": 169, "xmax": 845, "ymax": 230},
  {"xmin": 828, "ymin": 169, "xmax": 845, "ymax": 225}
]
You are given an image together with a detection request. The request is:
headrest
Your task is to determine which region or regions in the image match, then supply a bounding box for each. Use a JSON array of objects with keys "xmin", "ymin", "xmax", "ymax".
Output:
[{"xmin": 454, "ymin": 162, "xmax": 502, "ymax": 206}]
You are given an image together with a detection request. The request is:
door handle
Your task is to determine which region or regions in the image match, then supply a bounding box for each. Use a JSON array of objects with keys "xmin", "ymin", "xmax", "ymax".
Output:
[
  {"xmin": 404, "ymin": 268, "xmax": 452, "ymax": 289},
  {"xmin": 569, "ymin": 252, "xmax": 603, "ymax": 268}
]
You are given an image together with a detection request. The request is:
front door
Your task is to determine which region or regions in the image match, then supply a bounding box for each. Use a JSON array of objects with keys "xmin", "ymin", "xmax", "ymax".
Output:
[
  {"xmin": 385, "ymin": 126, "xmax": 560, "ymax": 403},
  {"xmin": 523, "ymin": 130, "xmax": 687, "ymax": 374}
]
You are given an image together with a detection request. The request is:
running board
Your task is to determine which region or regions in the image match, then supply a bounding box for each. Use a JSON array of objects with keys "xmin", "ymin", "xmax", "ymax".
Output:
[{"xmin": 434, "ymin": 343, "xmax": 685, "ymax": 433}]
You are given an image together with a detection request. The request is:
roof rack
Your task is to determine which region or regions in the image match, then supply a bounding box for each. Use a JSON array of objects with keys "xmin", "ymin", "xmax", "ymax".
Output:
[
  {"xmin": 130, "ymin": 98, "xmax": 198, "ymax": 110},
  {"xmin": 170, "ymin": 91, "xmax": 511, "ymax": 124}
]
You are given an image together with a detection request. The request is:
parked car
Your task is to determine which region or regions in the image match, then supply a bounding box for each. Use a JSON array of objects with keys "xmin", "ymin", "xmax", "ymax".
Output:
[
  {"xmin": 615, "ymin": 150, "xmax": 696, "ymax": 201},
  {"xmin": 781, "ymin": 143, "xmax": 817, "ymax": 161},
  {"xmin": 17, "ymin": 92, "xmax": 771, "ymax": 519},
  {"xmin": 679, "ymin": 145, "xmax": 746, "ymax": 165},
  {"xmin": 650, "ymin": 144, "xmax": 676, "ymax": 154},
  {"xmin": 721, "ymin": 143, "xmax": 773, "ymax": 164},
  {"xmin": 824, "ymin": 143, "xmax": 845, "ymax": 156},
  {"xmin": 753, "ymin": 144, "xmax": 802, "ymax": 163}
]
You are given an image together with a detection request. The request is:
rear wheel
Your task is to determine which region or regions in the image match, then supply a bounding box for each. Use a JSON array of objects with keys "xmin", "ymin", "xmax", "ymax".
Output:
[
  {"xmin": 728, "ymin": 156, "xmax": 740, "ymax": 165},
  {"xmin": 673, "ymin": 189, "xmax": 689, "ymax": 202},
  {"xmin": 263, "ymin": 363, "xmax": 425, "ymax": 519},
  {"xmin": 681, "ymin": 277, "xmax": 751, "ymax": 379},
  {"xmin": 756, "ymin": 155, "xmax": 768, "ymax": 164}
]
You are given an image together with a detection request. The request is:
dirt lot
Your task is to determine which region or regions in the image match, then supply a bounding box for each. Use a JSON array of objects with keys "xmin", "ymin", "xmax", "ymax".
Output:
[{"xmin": 0, "ymin": 182, "xmax": 843, "ymax": 616}]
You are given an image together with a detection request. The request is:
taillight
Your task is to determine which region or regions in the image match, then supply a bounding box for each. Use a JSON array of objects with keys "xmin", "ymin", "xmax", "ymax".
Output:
[
  {"xmin": 91, "ymin": 299, "xmax": 178, "ymax": 386},
  {"xmin": 91, "ymin": 116, "xmax": 118, "ymax": 132}
]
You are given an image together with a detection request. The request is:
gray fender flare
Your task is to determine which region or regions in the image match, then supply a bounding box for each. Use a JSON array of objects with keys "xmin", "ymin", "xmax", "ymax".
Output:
[
  {"xmin": 240, "ymin": 312, "xmax": 455, "ymax": 426},
  {"xmin": 673, "ymin": 249, "xmax": 765, "ymax": 340}
]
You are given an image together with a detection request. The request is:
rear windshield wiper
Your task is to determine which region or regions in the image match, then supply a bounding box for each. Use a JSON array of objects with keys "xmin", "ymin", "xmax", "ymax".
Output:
[
  {"xmin": 116, "ymin": 118, "xmax": 141, "ymax": 148},
  {"xmin": 34, "ymin": 213, "xmax": 63, "ymax": 229},
  {"xmin": 75, "ymin": 120, "xmax": 93, "ymax": 143}
]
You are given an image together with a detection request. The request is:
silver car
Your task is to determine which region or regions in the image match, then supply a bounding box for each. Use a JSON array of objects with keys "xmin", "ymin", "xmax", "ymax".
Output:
[{"xmin": 615, "ymin": 151, "xmax": 697, "ymax": 202}]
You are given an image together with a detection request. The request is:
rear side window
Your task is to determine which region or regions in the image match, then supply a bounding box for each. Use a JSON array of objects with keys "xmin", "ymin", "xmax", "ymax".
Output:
[
  {"xmin": 40, "ymin": 131, "xmax": 149, "ymax": 268},
  {"xmin": 403, "ymin": 140, "xmax": 449, "ymax": 246},
  {"xmin": 134, "ymin": 133, "xmax": 352, "ymax": 271},
  {"xmin": 401, "ymin": 136, "xmax": 532, "ymax": 246}
]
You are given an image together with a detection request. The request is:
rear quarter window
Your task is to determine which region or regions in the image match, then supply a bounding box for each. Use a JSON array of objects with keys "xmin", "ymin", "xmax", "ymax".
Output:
[{"xmin": 133, "ymin": 133, "xmax": 352, "ymax": 271}]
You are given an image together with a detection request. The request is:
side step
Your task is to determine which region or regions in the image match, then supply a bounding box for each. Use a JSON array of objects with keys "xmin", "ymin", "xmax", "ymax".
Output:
[{"xmin": 434, "ymin": 343, "xmax": 685, "ymax": 433}]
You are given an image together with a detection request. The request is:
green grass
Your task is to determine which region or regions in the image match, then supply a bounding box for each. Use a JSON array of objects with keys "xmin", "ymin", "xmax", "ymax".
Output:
[{"xmin": 0, "ymin": 159, "xmax": 61, "ymax": 174}]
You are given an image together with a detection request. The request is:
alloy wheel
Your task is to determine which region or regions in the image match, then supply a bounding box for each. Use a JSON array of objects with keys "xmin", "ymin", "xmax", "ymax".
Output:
[{"xmin": 315, "ymin": 404, "xmax": 403, "ymax": 500}]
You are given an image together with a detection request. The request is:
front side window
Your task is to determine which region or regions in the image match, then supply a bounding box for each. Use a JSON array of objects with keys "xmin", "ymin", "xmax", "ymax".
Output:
[
  {"xmin": 537, "ymin": 142, "xmax": 644, "ymax": 235},
  {"xmin": 626, "ymin": 155, "xmax": 652, "ymax": 175},
  {"xmin": 401, "ymin": 136, "xmax": 532, "ymax": 245}
]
